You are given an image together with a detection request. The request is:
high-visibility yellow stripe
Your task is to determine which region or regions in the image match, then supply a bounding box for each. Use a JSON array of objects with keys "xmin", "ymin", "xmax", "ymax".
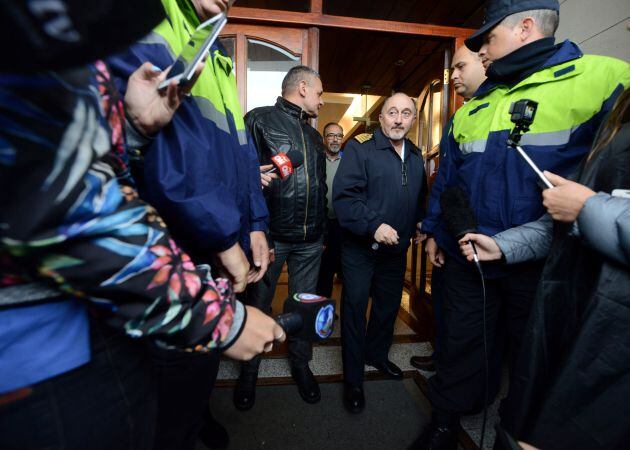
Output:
[{"xmin": 453, "ymin": 55, "xmax": 630, "ymax": 147}]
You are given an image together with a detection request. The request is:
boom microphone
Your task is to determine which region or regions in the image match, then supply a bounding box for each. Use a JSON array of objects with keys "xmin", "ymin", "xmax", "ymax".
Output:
[
  {"xmin": 265, "ymin": 150, "xmax": 304, "ymax": 179},
  {"xmin": 440, "ymin": 186, "xmax": 480, "ymax": 263},
  {"xmin": 275, "ymin": 293, "xmax": 335, "ymax": 341}
]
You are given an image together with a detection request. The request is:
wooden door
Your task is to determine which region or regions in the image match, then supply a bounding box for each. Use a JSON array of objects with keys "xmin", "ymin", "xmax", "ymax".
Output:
[{"xmin": 220, "ymin": 24, "xmax": 319, "ymax": 114}]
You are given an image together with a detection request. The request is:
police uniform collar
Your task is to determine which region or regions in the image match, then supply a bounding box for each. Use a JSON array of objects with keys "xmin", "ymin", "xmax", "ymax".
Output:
[
  {"xmin": 473, "ymin": 39, "xmax": 582, "ymax": 97},
  {"xmin": 276, "ymin": 97, "xmax": 311, "ymax": 121}
]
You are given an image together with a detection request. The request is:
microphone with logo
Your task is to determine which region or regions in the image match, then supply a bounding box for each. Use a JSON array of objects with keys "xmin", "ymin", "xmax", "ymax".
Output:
[
  {"xmin": 274, "ymin": 293, "xmax": 335, "ymax": 341},
  {"xmin": 264, "ymin": 150, "xmax": 304, "ymax": 180}
]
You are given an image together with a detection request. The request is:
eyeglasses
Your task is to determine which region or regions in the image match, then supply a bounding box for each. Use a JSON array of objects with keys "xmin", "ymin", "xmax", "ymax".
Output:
[
  {"xmin": 325, "ymin": 133, "xmax": 344, "ymax": 140},
  {"xmin": 386, "ymin": 109, "xmax": 414, "ymax": 120}
]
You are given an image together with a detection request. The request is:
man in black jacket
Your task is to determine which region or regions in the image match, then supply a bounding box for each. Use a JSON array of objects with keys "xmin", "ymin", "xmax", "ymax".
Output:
[
  {"xmin": 333, "ymin": 92, "xmax": 427, "ymax": 413},
  {"xmin": 234, "ymin": 65, "xmax": 327, "ymax": 410}
]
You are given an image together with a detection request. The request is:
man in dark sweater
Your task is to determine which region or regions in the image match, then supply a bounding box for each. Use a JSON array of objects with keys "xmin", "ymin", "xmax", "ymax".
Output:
[{"xmin": 333, "ymin": 92, "xmax": 427, "ymax": 413}]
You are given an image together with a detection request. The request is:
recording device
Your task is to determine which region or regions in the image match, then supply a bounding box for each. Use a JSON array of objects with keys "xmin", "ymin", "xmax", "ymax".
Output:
[
  {"xmin": 264, "ymin": 150, "xmax": 304, "ymax": 179},
  {"xmin": 508, "ymin": 99, "xmax": 537, "ymax": 129},
  {"xmin": 157, "ymin": 12, "xmax": 227, "ymax": 90},
  {"xmin": 440, "ymin": 186, "xmax": 488, "ymax": 450},
  {"xmin": 274, "ymin": 293, "xmax": 335, "ymax": 341},
  {"xmin": 440, "ymin": 186, "xmax": 480, "ymax": 264},
  {"xmin": 507, "ymin": 99, "xmax": 554, "ymax": 189}
]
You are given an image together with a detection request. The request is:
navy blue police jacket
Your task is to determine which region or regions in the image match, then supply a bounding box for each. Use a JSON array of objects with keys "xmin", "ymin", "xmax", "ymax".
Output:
[{"xmin": 333, "ymin": 128, "xmax": 427, "ymax": 253}]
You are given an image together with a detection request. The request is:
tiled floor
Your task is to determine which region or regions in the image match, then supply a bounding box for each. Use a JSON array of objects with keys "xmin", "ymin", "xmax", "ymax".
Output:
[
  {"xmin": 217, "ymin": 316, "xmax": 433, "ymax": 381},
  {"xmin": 220, "ymin": 280, "xmax": 502, "ymax": 449},
  {"xmin": 217, "ymin": 318, "xmax": 500, "ymax": 448}
]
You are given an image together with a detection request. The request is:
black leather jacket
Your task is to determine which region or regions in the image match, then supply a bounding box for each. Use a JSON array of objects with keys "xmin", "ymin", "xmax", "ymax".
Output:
[{"xmin": 245, "ymin": 97, "xmax": 327, "ymax": 243}]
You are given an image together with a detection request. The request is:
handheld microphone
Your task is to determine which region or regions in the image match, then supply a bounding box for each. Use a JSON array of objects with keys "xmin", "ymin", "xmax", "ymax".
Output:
[
  {"xmin": 274, "ymin": 293, "xmax": 335, "ymax": 341},
  {"xmin": 440, "ymin": 186, "xmax": 480, "ymax": 264},
  {"xmin": 440, "ymin": 186, "xmax": 488, "ymax": 450},
  {"xmin": 264, "ymin": 150, "xmax": 304, "ymax": 179}
]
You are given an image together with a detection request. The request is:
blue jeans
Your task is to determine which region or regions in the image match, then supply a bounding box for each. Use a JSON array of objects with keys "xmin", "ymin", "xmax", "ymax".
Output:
[
  {"xmin": 0, "ymin": 320, "xmax": 156, "ymax": 450},
  {"xmin": 244, "ymin": 237, "xmax": 323, "ymax": 370}
]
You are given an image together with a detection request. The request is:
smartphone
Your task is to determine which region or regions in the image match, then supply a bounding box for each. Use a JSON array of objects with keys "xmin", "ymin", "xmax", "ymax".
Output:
[{"xmin": 157, "ymin": 12, "xmax": 228, "ymax": 90}]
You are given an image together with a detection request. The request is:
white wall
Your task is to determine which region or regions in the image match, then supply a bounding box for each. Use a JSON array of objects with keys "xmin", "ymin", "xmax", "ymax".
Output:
[{"xmin": 556, "ymin": 0, "xmax": 629, "ymax": 61}]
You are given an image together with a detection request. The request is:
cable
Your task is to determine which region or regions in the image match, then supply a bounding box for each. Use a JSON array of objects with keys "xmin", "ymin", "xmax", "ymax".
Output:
[{"xmin": 470, "ymin": 241, "xmax": 489, "ymax": 450}]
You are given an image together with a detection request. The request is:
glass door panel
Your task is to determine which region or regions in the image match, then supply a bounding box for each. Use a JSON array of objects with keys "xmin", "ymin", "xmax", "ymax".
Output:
[
  {"xmin": 246, "ymin": 39, "xmax": 300, "ymax": 112},
  {"xmin": 221, "ymin": 24, "xmax": 312, "ymax": 113}
]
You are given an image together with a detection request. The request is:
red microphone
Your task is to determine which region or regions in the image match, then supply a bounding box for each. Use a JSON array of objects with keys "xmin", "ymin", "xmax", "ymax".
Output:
[{"xmin": 265, "ymin": 150, "xmax": 304, "ymax": 180}]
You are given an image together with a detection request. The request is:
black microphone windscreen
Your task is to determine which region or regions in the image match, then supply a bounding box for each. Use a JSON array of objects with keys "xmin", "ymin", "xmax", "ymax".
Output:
[
  {"xmin": 286, "ymin": 150, "xmax": 304, "ymax": 168},
  {"xmin": 440, "ymin": 187, "xmax": 478, "ymax": 239}
]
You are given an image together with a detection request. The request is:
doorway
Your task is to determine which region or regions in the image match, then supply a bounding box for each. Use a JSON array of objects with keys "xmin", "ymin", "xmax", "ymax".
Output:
[{"xmin": 220, "ymin": 18, "xmax": 456, "ymax": 337}]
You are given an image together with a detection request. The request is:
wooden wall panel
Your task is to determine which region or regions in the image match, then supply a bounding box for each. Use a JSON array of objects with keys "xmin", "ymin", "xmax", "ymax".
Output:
[
  {"xmin": 222, "ymin": 24, "xmax": 304, "ymax": 56},
  {"xmin": 230, "ymin": 7, "xmax": 475, "ymax": 38}
]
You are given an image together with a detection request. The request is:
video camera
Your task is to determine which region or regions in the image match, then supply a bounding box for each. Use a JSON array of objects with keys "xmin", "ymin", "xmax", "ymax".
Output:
[
  {"xmin": 506, "ymin": 99, "xmax": 552, "ymax": 188},
  {"xmin": 507, "ymin": 99, "xmax": 538, "ymax": 146}
]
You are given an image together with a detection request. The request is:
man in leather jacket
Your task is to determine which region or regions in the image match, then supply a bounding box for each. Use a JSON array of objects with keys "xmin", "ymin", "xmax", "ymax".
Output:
[{"xmin": 234, "ymin": 65, "xmax": 327, "ymax": 410}]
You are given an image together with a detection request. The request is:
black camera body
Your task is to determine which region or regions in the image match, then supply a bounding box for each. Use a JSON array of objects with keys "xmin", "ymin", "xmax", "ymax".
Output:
[
  {"xmin": 509, "ymin": 99, "xmax": 538, "ymax": 127},
  {"xmin": 505, "ymin": 98, "xmax": 554, "ymax": 189},
  {"xmin": 507, "ymin": 99, "xmax": 539, "ymax": 146}
]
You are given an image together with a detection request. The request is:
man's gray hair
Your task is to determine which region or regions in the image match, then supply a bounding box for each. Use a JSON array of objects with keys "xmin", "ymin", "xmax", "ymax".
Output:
[
  {"xmin": 281, "ymin": 65, "xmax": 320, "ymax": 96},
  {"xmin": 381, "ymin": 92, "xmax": 418, "ymax": 115},
  {"xmin": 501, "ymin": 9, "xmax": 559, "ymax": 37},
  {"xmin": 323, "ymin": 122, "xmax": 342, "ymax": 134}
]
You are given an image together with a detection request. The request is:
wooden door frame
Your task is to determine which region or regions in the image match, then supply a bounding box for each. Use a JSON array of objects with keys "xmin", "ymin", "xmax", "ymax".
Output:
[
  {"xmin": 225, "ymin": 0, "xmax": 475, "ymax": 340},
  {"xmin": 228, "ymin": 1, "xmax": 473, "ymax": 118}
]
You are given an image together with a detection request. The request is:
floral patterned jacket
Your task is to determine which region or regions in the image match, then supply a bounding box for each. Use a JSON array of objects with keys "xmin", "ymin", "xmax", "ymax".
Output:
[{"xmin": 0, "ymin": 63, "xmax": 244, "ymax": 351}]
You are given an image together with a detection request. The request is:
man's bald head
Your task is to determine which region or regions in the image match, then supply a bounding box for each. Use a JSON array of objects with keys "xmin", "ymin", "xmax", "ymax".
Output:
[
  {"xmin": 451, "ymin": 46, "xmax": 486, "ymax": 100},
  {"xmin": 381, "ymin": 92, "xmax": 417, "ymax": 115},
  {"xmin": 379, "ymin": 92, "xmax": 417, "ymax": 142}
]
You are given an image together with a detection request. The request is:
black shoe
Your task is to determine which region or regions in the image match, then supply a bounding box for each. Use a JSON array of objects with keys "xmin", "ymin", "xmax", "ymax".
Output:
[
  {"xmin": 343, "ymin": 383, "xmax": 365, "ymax": 413},
  {"xmin": 366, "ymin": 359, "xmax": 403, "ymax": 380},
  {"xmin": 233, "ymin": 370, "xmax": 258, "ymax": 411},
  {"xmin": 409, "ymin": 421, "xmax": 457, "ymax": 450},
  {"xmin": 410, "ymin": 355, "xmax": 436, "ymax": 371},
  {"xmin": 199, "ymin": 411, "xmax": 229, "ymax": 450},
  {"xmin": 291, "ymin": 365, "xmax": 321, "ymax": 404}
]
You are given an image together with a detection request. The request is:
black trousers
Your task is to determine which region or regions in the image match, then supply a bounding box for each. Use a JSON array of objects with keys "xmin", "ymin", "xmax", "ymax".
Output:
[
  {"xmin": 150, "ymin": 345, "xmax": 221, "ymax": 450},
  {"xmin": 341, "ymin": 240, "xmax": 407, "ymax": 385},
  {"xmin": 317, "ymin": 218, "xmax": 343, "ymax": 298},
  {"xmin": 428, "ymin": 258, "xmax": 544, "ymax": 417},
  {"xmin": 0, "ymin": 321, "xmax": 156, "ymax": 450},
  {"xmin": 431, "ymin": 265, "xmax": 445, "ymax": 359}
]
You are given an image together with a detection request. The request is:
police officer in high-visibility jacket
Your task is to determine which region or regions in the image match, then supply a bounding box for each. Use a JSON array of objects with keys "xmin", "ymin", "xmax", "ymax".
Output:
[{"xmin": 416, "ymin": 0, "xmax": 630, "ymax": 448}]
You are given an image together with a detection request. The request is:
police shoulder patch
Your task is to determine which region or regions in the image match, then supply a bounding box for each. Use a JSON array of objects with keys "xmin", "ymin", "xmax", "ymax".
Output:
[{"xmin": 354, "ymin": 133, "xmax": 373, "ymax": 144}]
